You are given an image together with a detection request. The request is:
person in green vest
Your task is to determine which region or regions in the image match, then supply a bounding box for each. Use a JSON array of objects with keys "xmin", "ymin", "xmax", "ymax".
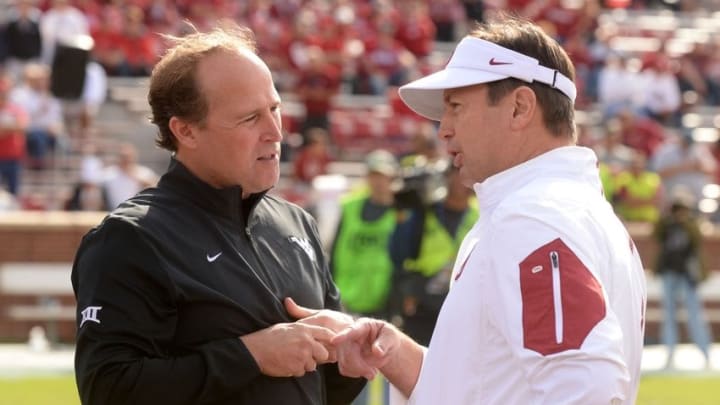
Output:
[
  {"xmin": 598, "ymin": 161, "xmax": 616, "ymax": 203},
  {"xmin": 331, "ymin": 149, "xmax": 399, "ymax": 319},
  {"xmin": 614, "ymin": 150, "xmax": 663, "ymax": 223},
  {"xmin": 391, "ymin": 164, "xmax": 479, "ymax": 346}
]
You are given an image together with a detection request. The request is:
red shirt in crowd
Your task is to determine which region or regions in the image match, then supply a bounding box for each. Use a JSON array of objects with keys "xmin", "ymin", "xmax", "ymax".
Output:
[{"xmin": 0, "ymin": 103, "xmax": 29, "ymax": 160}]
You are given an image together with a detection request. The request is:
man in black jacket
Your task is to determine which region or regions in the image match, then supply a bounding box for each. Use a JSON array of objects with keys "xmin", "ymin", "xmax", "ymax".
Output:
[{"xmin": 71, "ymin": 24, "xmax": 365, "ymax": 404}]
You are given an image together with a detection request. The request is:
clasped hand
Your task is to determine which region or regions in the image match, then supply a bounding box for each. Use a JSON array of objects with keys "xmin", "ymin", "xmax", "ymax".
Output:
[{"xmin": 241, "ymin": 297, "xmax": 398, "ymax": 380}]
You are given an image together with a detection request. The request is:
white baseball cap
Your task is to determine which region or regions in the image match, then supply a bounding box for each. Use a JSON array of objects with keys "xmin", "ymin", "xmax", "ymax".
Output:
[{"xmin": 398, "ymin": 36, "xmax": 577, "ymax": 121}]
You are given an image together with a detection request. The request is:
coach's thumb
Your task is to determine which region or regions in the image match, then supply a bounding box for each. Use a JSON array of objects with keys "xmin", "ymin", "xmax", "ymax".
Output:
[
  {"xmin": 284, "ymin": 297, "xmax": 317, "ymax": 320},
  {"xmin": 372, "ymin": 326, "xmax": 397, "ymax": 358}
]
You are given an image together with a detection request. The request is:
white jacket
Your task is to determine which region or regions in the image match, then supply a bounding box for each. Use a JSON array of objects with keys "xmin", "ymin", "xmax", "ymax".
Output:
[{"xmin": 397, "ymin": 146, "xmax": 647, "ymax": 405}]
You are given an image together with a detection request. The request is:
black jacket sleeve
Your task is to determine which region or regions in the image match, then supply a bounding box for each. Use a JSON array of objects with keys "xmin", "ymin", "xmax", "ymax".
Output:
[{"xmin": 72, "ymin": 220, "xmax": 262, "ymax": 405}]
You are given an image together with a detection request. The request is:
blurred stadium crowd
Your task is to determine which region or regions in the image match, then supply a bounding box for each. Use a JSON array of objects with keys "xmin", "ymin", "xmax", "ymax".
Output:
[
  {"xmin": 0, "ymin": 0, "xmax": 719, "ymax": 225},
  {"xmin": 0, "ymin": 1, "xmax": 720, "ymax": 368}
]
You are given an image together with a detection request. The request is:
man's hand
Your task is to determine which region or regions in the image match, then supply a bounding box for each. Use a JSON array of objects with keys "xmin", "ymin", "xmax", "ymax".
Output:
[
  {"xmin": 240, "ymin": 322, "xmax": 334, "ymax": 377},
  {"xmin": 284, "ymin": 297, "xmax": 354, "ymax": 362},
  {"xmin": 285, "ymin": 297, "xmax": 354, "ymax": 332},
  {"xmin": 331, "ymin": 318, "xmax": 401, "ymax": 380}
]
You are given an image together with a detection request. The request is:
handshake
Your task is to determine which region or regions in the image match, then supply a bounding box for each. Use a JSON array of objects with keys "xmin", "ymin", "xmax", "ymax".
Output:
[{"xmin": 240, "ymin": 297, "xmax": 401, "ymax": 381}]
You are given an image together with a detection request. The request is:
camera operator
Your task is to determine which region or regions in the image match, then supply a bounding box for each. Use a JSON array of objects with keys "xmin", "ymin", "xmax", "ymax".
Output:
[{"xmin": 390, "ymin": 162, "xmax": 478, "ymax": 345}]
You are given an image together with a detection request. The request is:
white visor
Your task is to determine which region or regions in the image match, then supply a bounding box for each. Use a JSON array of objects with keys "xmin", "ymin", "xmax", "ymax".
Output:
[{"xmin": 398, "ymin": 37, "xmax": 577, "ymax": 121}]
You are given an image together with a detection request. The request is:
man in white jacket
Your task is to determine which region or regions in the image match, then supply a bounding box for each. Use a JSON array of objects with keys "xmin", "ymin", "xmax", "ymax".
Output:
[{"xmin": 330, "ymin": 16, "xmax": 647, "ymax": 405}]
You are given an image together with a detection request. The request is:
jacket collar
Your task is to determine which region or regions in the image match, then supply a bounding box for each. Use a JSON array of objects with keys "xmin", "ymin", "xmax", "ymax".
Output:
[
  {"xmin": 472, "ymin": 146, "xmax": 601, "ymax": 213},
  {"xmin": 158, "ymin": 158, "xmax": 267, "ymax": 222}
]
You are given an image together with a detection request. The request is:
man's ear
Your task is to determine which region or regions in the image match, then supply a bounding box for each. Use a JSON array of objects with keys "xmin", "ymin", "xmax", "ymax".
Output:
[
  {"xmin": 509, "ymin": 86, "xmax": 536, "ymax": 131},
  {"xmin": 169, "ymin": 116, "xmax": 198, "ymax": 149}
]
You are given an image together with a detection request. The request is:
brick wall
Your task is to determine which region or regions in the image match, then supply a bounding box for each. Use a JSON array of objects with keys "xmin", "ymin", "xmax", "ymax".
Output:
[{"xmin": 0, "ymin": 212, "xmax": 106, "ymax": 342}]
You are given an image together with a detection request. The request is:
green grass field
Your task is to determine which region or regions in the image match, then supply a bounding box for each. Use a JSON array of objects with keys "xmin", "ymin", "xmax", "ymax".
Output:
[{"xmin": 0, "ymin": 374, "xmax": 718, "ymax": 404}]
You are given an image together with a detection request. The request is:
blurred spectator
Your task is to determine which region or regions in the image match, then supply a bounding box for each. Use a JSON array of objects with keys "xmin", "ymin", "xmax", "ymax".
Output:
[
  {"xmin": 490, "ymin": 0, "xmax": 597, "ymax": 42},
  {"xmin": 638, "ymin": 51, "xmax": 682, "ymax": 127},
  {"xmin": 652, "ymin": 192, "xmax": 713, "ymax": 370},
  {"xmin": 103, "ymin": 142, "xmax": 158, "ymax": 209},
  {"xmin": 598, "ymin": 162, "xmax": 616, "ymax": 203},
  {"xmin": 650, "ymin": 129, "xmax": 717, "ymax": 208},
  {"xmin": 594, "ymin": 118, "xmax": 635, "ymax": 174},
  {"xmin": 597, "ymin": 54, "xmax": 642, "ymax": 119},
  {"xmin": 293, "ymin": 127, "xmax": 333, "ymax": 184},
  {"xmin": 80, "ymin": 59, "xmax": 107, "ymax": 135},
  {"xmin": 287, "ymin": 8, "xmax": 323, "ymax": 72},
  {"xmin": 89, "ymin": 4, "xmax": 125, "ymax": 75},
  {"xmin": 65, "ymin": 148, "xmax": 110, "ymax": 211},
  {"xmin": 712, "ymin": 134, "xmax": 720, "ymax": 185},
  {"xmin": 677, "ymin": 42, "xmax": 712, "ymax": 107},
  {"xmin": 460, "ymin": 0, "xmax": 484, "ymax": 24},
  {"xmin": 616, "ymin": 107, "xmax": 666, "ymax": 158},
  {"xmin": 3, "ymin": 0, "xmax": 42, "ymax": 79},
  {"xmin": 703, "ymin": 38, "xmax": 720, "ymax": 106},
  {"xmin": 394, "ymin": 1, "xmax": 436, "ymax": 59},
  {"xmin": 0, "ymin": 184, "xmax": 20, "ymax": 210},
  {"xmin": 400, "ymin": 122, "xmax": 443, "ymax": 167},
  {"xmin": 146, "ymin": 0, "xmax": 184, "ymax": 36},
  {"xmin": 65, "ymin": 177, "xmax": 109, "ymax": 210},
  {"xmin": 74, "ymin": 0, "xmax": 103, "ymax": 32},
  {"xmin": 613, "ymin": 151, "xmax": 662, "ymax": 223},
  {"xmin": 428, "ymin": 0, "xmax": 464, "ymax": 42},
  {"xmin": 39, "ymin": 0, "xmax": 89, "ymax": 64},
  {"xmin": 0, "ymin": 75, "xmax": 29, "ymax": 196},
  {"xmin": 115, "ymin": 6, "xmax": 159, "ymax": 77},
  {"xmin": 296, "ymin": 46, "xmax": 340, "ymax": 139},
  {"xmin": 363, "ymin": 21, "xmax": 415, "ymax": 95},
  {"xmin": 391, "ymin": 164, "xmax": 478, "ymax": 346},
  {"xmin": 10, "ymin": 63, "xmax": 65, "ymax": 169},
  {"xmin": 331, "ymin": 149, "xmax": 399, "ymax": 319}
]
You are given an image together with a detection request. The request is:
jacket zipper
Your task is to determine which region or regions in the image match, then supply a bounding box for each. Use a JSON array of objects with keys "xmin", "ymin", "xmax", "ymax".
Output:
[
  {"xmin": 550, "ymin": 250, "xmax": 563, "ymax": 344},
  {"xmin": 244, "ymin": 224, "xmax": 284, "ymax": 307}
]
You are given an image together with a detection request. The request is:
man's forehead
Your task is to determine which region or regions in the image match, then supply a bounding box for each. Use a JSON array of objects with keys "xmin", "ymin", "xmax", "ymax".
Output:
[{"xmin": 443, "ymin": 84, "xmax": 486, "ymax": 100}]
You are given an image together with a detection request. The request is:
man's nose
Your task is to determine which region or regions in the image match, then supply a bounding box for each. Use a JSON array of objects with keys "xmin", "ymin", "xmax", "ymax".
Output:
[{"xmin": 437, "ymin": 118, "xmax": 453, "ymax": 140}]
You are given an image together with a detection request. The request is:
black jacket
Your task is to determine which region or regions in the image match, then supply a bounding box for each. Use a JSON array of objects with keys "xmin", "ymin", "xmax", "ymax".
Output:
[{"xmin": 72, "ymin": 159, "xmax": 365, "ymax": 405}]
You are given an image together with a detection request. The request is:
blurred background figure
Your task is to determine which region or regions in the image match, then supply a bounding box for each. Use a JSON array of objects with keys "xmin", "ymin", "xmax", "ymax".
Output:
[
  {"xmin": 616, "ymin": 107, "xmax": 666, "ymax": 159},
  {"xmin": 400, "ymin": 122, "xmax": 443, "ymax": 167},
  {"xmin": 0, "ymin": 184, "xmax": 20, "ymax": 211},
  {"xmin": 39, "ymin": 0, "xmax": 89, "ymax": 64},
  {"xmin": 613, "ymin": 151, "xmax": 663, "ymax": 223},
  {"xmin": 10, "ymin": 63, "xmax": 65, "ymax": 170},
  {"xmin": 650, "ymin": 129, "xmax": 717, "ymax": 208},
  {"xmin": 638, "ymin": 51, "xmax": 682, "ymax": 127},
  {"xmin": 594, "ymin": 118, "xmax": 635, "ymax": 175},
  {"xmin": 0, "ymin": 75, "xmax": 29, "ymax": 196},
  {"xmin": 597, "ymin": 54, "xmax": 642, "ymax": 120},
  {"xmin": 391, "ymin": 164, "xmax": 478, "ymax": 346},
  {"xmin": 331, "ymin": 149, "xmax": 398, "ymax": 320},
  {"xmin": 653, "ymin": 191, "xmax": 713, "ymax": 370},
  {"xmin": 296, "ymin": 47, "xmax": 340, "ymax": 141},
  {"xmin": 102, "ymin": 142, "xmax": 157, "ymax": 209},
  {"xmin": 64, "ymin": 142, "xmax": 109, "ymax": 211},
  {"xmin": 3, "ymin": 0, "xmax": 42, "ymax": 80},
  {"xmin": 293, "ymin": 127, "xmax": 333, "ymax": 186}
]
